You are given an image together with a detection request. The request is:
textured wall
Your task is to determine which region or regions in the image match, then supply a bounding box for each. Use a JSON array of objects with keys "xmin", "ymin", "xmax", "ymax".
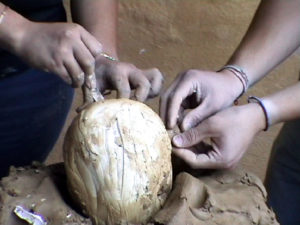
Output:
[{"xmin": 47, "ymin": 0, "xmax": 300, "ymax": 181}]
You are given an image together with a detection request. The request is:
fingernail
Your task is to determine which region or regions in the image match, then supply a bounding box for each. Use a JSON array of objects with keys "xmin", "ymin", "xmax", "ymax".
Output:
[{"xmin": 173, "ymin": 135, "xmax": 183, "ymax": 147}]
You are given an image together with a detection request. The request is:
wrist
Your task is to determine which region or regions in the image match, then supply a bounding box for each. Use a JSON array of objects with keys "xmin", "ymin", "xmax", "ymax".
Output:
[
  {"xmin": 259, "ymin": 97, "xmax": 279, "ymax": 125},
  {"xmin": 242, "ymin": 103, "xmax": 267, "ymax": 133},
  {"xmin": 0, "ymin": 7, "xmax": 30, "ymax": 53},
  {"xmin": 247, "ymin": 95, "xmax": 279, "ymax": 131},
  {"xmin": 218, "ymin": 64, "xmax": 249, "ymax": 104},
  {"xmin": 217, "ymin": 69, "xmax": 244, "ymax": 102}
]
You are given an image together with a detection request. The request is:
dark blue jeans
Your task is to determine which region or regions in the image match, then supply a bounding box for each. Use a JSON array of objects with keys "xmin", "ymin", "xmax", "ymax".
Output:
[
  {"xmin": 266, "ymin": 119, "xmax": 300, "ymax": 225},
  {"xmin": 0, "ymin": 69, "xmax": 74, "ymax": 177}
]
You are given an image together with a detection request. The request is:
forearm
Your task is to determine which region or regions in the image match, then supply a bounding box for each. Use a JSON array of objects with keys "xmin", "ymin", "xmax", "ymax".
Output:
[
  {"xmin": 228, "ymin": 0, "xmax": 300, "ymax": 86},
  {"xmin": 260, "ymin": 82, "xmax": 300, "ymax": 126},
  {"xmin": 0, "ymin": 3, "xmax": 28, "ymax": 53},
  {"xmin": 243, "ymin": 82, "xmax": 300, "ymax": 135},
  {"xmin": 71, "ymin": 0, "xmax": 118, "ymax": 58}
]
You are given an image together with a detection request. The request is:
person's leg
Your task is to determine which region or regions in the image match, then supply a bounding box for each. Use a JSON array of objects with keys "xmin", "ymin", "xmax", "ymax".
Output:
[
  {"xmin": 265, "ymin": 119, "xmax": 300, "ymax": 225},
  {"xmin": 0, "ymin": 69, "xmax": 74, "ymax": 178}
]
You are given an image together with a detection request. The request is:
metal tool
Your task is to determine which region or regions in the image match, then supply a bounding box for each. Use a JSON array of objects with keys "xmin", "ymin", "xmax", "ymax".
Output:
[
  {"xmin": 100, "ymin": 52, "xmax": 118, "ymax": 62},
  {"xmin": 77, "ymin": 52, "xmax": 118, "ymax": 112}
]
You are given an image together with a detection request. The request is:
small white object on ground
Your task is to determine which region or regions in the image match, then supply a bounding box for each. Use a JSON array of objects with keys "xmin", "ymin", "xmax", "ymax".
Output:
[{"xmin": 13, "ymin": 205, "xmax": 47, "ymax": 225}]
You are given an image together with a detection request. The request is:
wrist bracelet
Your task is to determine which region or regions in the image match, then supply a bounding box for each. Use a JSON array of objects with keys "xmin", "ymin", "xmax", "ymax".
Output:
[
  {"xmin": 218, "ymin": 64, "xmax": 249, "ymax": 104},
  {"xmin": 222, "ymin": 65, "xmax": 249, "ymax": 89},
  {"xmin": 0, "ymin": 5, "xmax": 8, "ymax": 25},
  {"xmin": 247, "ymin": 96, "xmax": 270, "ymax": 131}
]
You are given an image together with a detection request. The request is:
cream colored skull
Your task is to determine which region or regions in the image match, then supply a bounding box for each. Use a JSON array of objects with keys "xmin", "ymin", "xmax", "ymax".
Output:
[{"xmin": 63, "ymin": 99, "xmax": 172, "ymax": 225}]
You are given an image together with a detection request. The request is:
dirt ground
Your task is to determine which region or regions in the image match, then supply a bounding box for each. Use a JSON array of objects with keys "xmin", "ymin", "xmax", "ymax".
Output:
[{"xmin": 47, "ymin": 0, "xmax": 300, "ymax": 181}]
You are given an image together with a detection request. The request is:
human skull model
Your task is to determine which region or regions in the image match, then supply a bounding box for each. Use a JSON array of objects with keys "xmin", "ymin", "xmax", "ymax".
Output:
[{"xmin": 63, "ymin": 99, "xmax": 172, "ymax": 225}]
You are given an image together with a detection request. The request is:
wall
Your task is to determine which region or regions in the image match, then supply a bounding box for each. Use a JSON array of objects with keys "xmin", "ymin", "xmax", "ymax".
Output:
[{"xmin": 47, "ymin": 0, "xmax": 300, "ymax": 181}]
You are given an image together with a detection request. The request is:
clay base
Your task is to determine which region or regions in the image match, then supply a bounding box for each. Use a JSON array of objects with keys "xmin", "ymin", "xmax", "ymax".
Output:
[
  {"xmin": 0, "ymin": 163, "xmax": 279, "ymax": 225},
  {"xmin": 153, "ymin": 170, "xmax": 279, "ymax": 225}
]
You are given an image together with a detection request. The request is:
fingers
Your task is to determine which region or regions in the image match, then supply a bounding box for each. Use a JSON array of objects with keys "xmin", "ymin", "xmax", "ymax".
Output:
[
  {"xmin": 73, "ymin": 42, "xmax": 96, "ymax": 76},
  {"xmin": 172, "ymin": 148, "xmax": 220, "ymax": 169},
  {"xmin": 110, "ymin": 71, "xmax": 131, "ymax": 99},
  {"xmin": 80, "ymin": 28, "xmax": 103, "ymax": 57},
  {"xmin": 130, "ymin": 67, "xmax": 164, "ymax": 101},
  {"xmin": 180, "ymin": 100, "xmax": 212, "ymax": 131},
  {"xmin": 97, "ymin": 61, "xmax": 164, "ymax": 101},
  {"xmin": 172, "ymin": 109, "xmax": 246, "ymax": 169},
  {"xmin": 143, "ymin": 68, "xmax": 164, "ymax": 97},
  {"xmin": 160, "ymin": 74, "xmax": 182, "ymax": 128},
  {"xmin": 63, "ymin": 57, "xmax": 84, "ymax": 87},
  {"xmin": 173, "ymin": 144, "xmax": 239, "ymax": 170},
  {"xmin": 172, "ymin": 125, "xmax": 223, "ymax": 169},
  {"xmin": 64, "ymin": 25, "xmax": 102, "ymax": 86},
  {"xmin": 167, "ymin": 81, "xmax": 197, "ymax": 129},
  {"xmin": 129, "ymin": 69, "xmax": 151, "ymax": 102},
  {"xmin": 52, "ymin": 65, "xmax": 72, "ymax": 85},
  {"xmin": 117, "ymin": 81, "xmax": 131, "ymax": 99},
  {"xmin": 172, "ymin": 121, "xmax": 210, "ymax": 148},
  {"xmin": 160, "ymin": 71, "xmax": 196, "ymax": 129}
]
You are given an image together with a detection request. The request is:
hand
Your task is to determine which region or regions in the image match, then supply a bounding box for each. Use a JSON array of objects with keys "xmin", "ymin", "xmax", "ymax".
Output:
[
  {"xmin": 160, "ymin": 69, "xmax": 243, "ymax": 130},
  {"xmin": 171, "ymin": 103, "xmax": 266, "ymax": 169},
  {"xmin": 14, "ymin": 21, "xmax": 102, "ymax": 87},
  {"xmin": 95, "ymin": 56, "xmax": 164, "ymax": 102}
]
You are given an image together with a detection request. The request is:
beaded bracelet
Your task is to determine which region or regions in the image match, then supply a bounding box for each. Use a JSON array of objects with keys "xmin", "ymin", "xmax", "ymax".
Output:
[
  {"xmin": 247, "ymin": 96, "xmax": 270, "ymax": 131},
  {"xmin": 0, "ymin": 6, "xmax": 8, "ymax": 25}
]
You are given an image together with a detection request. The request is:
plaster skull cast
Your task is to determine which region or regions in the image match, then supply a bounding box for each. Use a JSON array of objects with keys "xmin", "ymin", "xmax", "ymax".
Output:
[{"xmin": 63, "ymin": 99, "xmax": 172, "ymax": 225}]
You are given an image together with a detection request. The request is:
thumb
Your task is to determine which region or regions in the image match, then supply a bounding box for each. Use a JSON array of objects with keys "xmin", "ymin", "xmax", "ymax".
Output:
[
  {"xmin": 181, "ymin": 101, "xmax": 214, "ymax": 131},
  {"xmin": 172, "ymin": 122, "xmax": 209, "ymax": 148}
]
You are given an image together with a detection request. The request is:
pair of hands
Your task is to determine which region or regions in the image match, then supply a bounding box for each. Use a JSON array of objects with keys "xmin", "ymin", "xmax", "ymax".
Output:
[
  {"xmin": 14, "ymin": 20, "xmax": 263, "ymax": 170},
  {"xmin": 160, "ymin": 69, "xmax": 265, "ymax": 169},
  {"xmin": 13, "ymin": 21, "xmax": 163, "ymax": 101}
]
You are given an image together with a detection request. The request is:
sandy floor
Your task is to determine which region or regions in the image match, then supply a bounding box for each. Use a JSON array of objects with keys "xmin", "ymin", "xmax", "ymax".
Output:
[{"xmin": 47, "ymin": 0, "xmax": 300, "ymax": 181}]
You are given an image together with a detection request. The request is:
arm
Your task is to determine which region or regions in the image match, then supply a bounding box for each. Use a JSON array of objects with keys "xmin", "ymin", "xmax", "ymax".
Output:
[
  {"xmin": 160, "ymin": 0, "xmax": 300, "ymax": 130},
  {"xmin": 172, "ymin": 82, "xmax": 300, "ymax": 169},
  {"xmin": 228, "ymin": 0, "xmax": 300, "ymax": 85},
  {"xmin": 0, "ymin": 3, "xmax": 25, "ymax": 52},
  {"xmin": 71, "ymin": 0, "xmax": 118, "ymax": 58},
  {"xmin": 261, "ymin": 82, "xmax": 300, "ymax": 125},
  {"xmin": 70, "ymin": 0, "xmax": 164, "ymax": 102},
  {"xmin": 0, "ymin": 2, "xmax": 102, "ymax": 86}
]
